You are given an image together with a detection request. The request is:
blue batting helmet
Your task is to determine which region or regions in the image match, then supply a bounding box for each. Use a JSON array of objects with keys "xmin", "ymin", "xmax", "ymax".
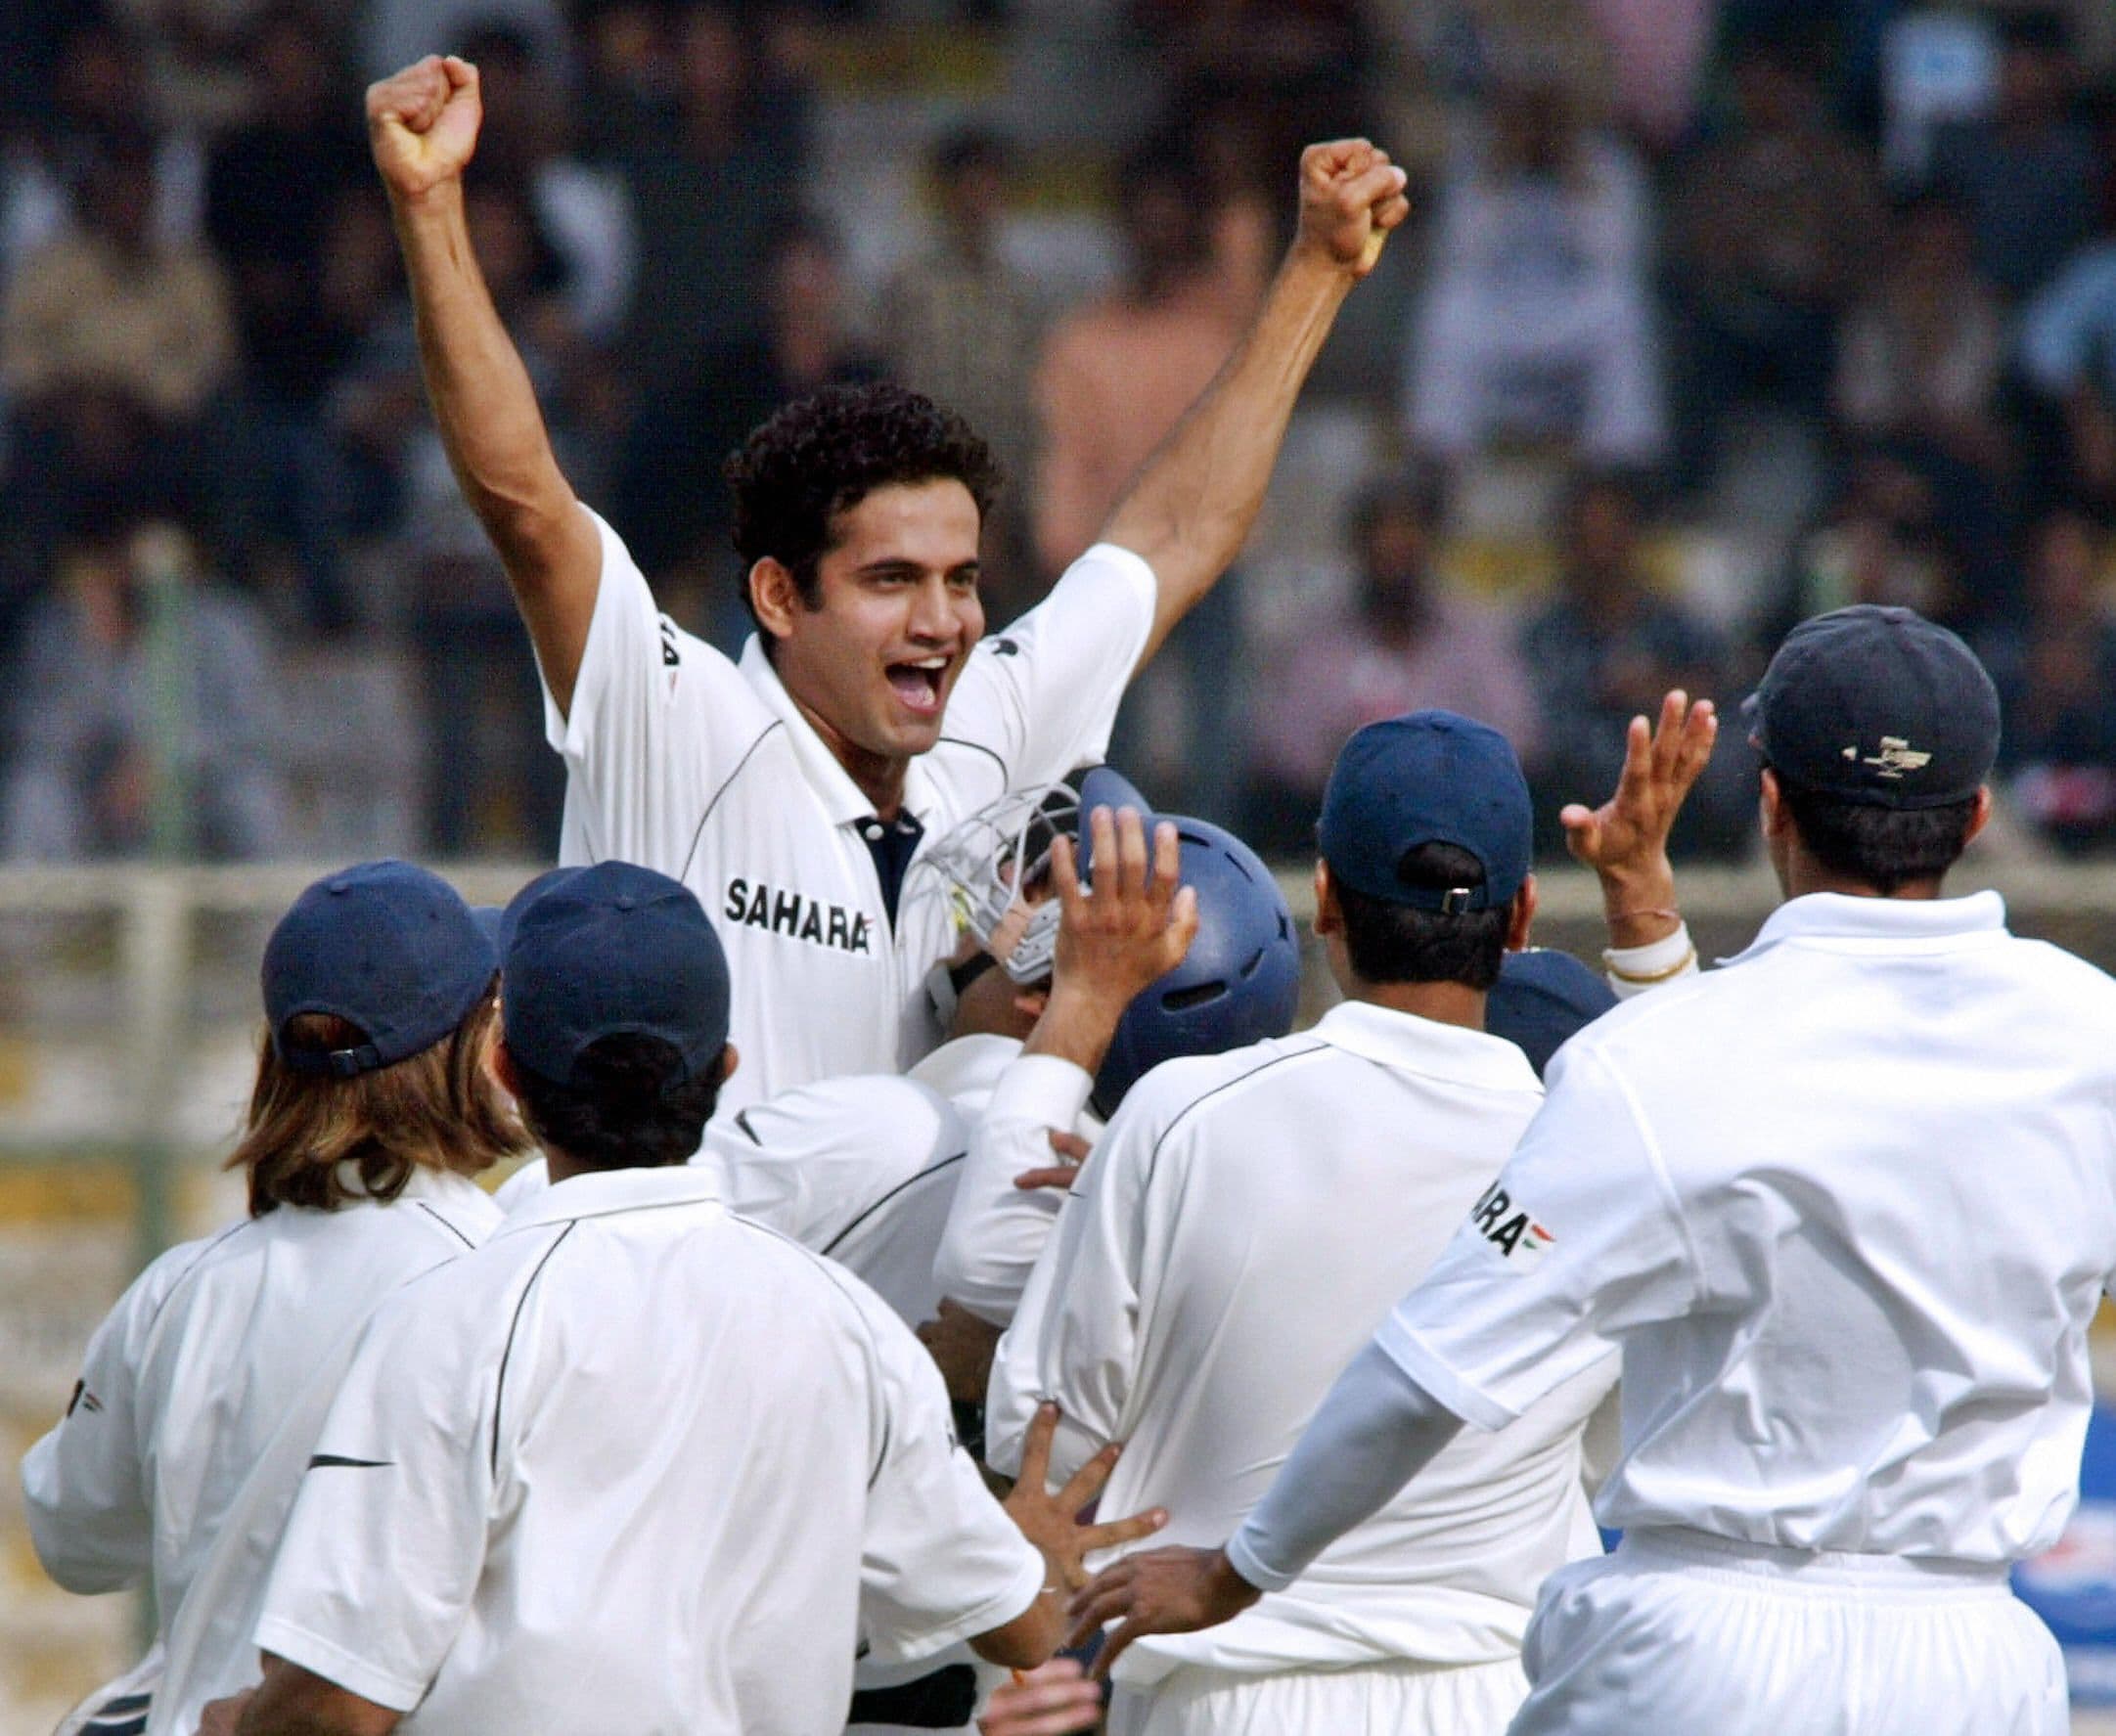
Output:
[
  {"xmin": 1486, "ymin": 948, "xmax": 1617, "ymax": 1078},
  {"xmin": 1086, "ymin": 814, "xmax": 1302, "ymax": 1119}
]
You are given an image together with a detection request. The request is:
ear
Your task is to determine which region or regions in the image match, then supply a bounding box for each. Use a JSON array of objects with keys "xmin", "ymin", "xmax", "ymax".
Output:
[
  {"xmin": 1963, "ymin": 785, "xmax": 1994, "ymax": 847},
  {"xmin": 1758, "ymin": 767, "xmax": 1793, "ymax": 841},
  {"xmin": 717, "ymin": 1043, "xmax": 741, "ymax": 1084},
  {"xmin": 1506, "ymin": 872, "xmax": 1538, "ymax": 952},
  {"xmin": 1311, "ymin": 860, "xmax": 1340, "ymax": 936},
  {"xmin": 748, "ymin": 557, "xmax": 806, "ymax": 643}
]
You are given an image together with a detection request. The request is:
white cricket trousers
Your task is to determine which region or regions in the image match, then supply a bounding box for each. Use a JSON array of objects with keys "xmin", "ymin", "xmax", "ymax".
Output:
[
  {"xmin": 1105, "ymin": 1654, "xmax": 1529, "ymax": 1735},
  {"xmin": 1510, "ymin": 1526, "xmax": 2068, "ymax": 1735}
]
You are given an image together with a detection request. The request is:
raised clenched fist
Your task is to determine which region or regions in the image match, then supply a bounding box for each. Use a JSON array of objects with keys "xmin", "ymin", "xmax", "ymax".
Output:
[
  {"xmin": 1293, "ymin": 139, "xmax": 1411, "ymax": 278},
  {"xmin": 367, "ymin": 55, "xmax": 483, "ymax": 201}
]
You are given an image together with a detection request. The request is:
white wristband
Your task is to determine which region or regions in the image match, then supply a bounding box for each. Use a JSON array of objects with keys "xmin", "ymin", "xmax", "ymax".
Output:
[{"xmin": 1602, "ymin": 921, "xmax": 1697, "ymax": 997}]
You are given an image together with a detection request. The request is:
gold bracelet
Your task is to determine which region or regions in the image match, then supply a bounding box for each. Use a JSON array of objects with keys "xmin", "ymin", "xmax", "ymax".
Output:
[{"xmin": 1603, "ymin": 945, "xmax": 1697, "ymax": 985}]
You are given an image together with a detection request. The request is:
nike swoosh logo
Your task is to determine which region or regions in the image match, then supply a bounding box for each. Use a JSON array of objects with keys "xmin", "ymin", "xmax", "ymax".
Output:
[{"xmin": 307, "ymin": 1454, "xmax": 394, "ymax": 1470}]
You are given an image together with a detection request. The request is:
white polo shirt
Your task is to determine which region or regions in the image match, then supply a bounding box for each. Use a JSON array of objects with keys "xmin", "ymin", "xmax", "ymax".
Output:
[
  {"xmin": 21, "ymin": 1171, "xmax": 499, "ymax": 1730},
  {"xmin": 492, "ymin": 1074, "xmax": 969, "ymax": 1326},
  {"xmin": 544, "ymin": 510, "xmax": 1157, "ymax": 1117},
  {"xmin": 986, "ymin": 1002, "xmax": 1613, "ymax": 1687},
  {"xmin": 254, "ymin": 1164, "xmax": 1044, "ymax": 1733},
  {"xmin": 1379, "ymin": 891, "xmax": 2116, "ymax": 1565}
]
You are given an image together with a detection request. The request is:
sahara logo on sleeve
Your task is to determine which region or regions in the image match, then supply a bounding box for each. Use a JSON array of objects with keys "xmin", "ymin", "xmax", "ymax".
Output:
[{"xmin": 1468, "ymin": 1180, "xmax": 1554, "ymax": 1264}]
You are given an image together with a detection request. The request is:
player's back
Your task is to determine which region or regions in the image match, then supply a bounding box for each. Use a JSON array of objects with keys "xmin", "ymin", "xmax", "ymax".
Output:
[
  {"xmin": 706, "ymin": 1072, "xmax": 968, "ymax": 1324},
  {"xmin": 1573, "ymin": 890, "xmax": 2116, "ymax": 1561},
  {"xmin": 21, "ymin": 1172, "xmax": 498, "ymax": 1632},
  {"xmin": 1022, "ymin": 1002, "xmax": 1612, "ymax": 1682},
  {"xmin": 260, "ymin": 1163, "xmax": 1035, "ymax": 1736}
]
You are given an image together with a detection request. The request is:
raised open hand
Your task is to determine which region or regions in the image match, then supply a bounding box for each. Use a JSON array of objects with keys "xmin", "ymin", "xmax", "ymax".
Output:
[
  {"xmin": 1050, "ymin": 808, "xmax": 1198, "ymax": 1017},
  {"xmin": 1558, "ymin": 690, "xmax": 1717, "ymax": 949}
]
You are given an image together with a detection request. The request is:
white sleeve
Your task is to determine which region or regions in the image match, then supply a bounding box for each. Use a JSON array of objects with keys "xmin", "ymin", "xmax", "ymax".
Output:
[
  {"xmin": 934, "ymin": 1055, "xmax": 1096, "ymax": 1327},
  {"xmin": 983, "ymin": 1094, "xmax": 1156, "ymax": 1488},
  {"xmin": 19, "ymin": 1253, "xmax": 181, "ymax": 1592},
  {"xmin": 942, "ymin": 543, "xmax": 1156, "ymax": 790},
  {"xmin": 1224, "ymin": 1344, "xmax": 1463, "ymax": 1592},
  {"xmin": 1601, "ymin": 921, "xmax": 1700, "ymax": 1002},
  {"xmin": 1373, "ymin": 1044, "xmax": 1699, "ymax": 1430},
  {"xmin": 542, "ymin": 506, "xmax": 762, "ymax": 868},
  {"xmin": 252, "ymin": 1278, "xmax": 497, "ymax": 1713},
  {"xmin": 853, "ymin": 1283, "xmax": 1046, "ymax": 1667}
]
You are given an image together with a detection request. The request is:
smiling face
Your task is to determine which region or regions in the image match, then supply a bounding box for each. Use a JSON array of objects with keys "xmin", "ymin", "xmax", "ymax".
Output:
[{"xmin": 754, "ymin": 478, "xmax": 986, "ymax": 780}]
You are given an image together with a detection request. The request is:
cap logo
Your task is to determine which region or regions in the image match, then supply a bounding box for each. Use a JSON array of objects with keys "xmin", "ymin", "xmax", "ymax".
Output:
[{"xmin": 1861, "ymin": 736, "xmax": 1932, "ymax": 779}]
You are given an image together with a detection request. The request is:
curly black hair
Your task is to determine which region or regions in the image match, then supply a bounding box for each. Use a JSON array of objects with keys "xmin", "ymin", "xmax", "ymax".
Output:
[{"xmin": 723, "ymin": 381, "xmax": 1002, "ymax": 635}]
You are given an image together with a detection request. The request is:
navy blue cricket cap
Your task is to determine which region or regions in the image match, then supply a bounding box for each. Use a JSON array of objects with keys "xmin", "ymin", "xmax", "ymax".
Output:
[
  {"xmin": 484, "ymin": 866, "xmax": 587, "ymax": 960},
  {"xmin": 1487, "ymin": 948, "xmax": 1617, "ymax": 1079},
  {"xmin": 1318, "ymin": 711, "xmax": 1533, "ymax": 913},
  {"xmin": 263, "ymin": 860, "xmax": 498, "ymax": 1078},
  {"xmin": 1744, "ymin": 604, "xmax": 2000, "ymax": 809},
  {"xmin": 502, "ymin": 861, "xmax": 731, "ymax": 1091}
]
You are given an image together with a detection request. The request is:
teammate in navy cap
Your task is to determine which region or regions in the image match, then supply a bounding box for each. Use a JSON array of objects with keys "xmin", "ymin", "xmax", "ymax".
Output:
[
  {"xmin": 994, "ymin": 710, "xmax": 1617, "ymax": 1735},
  {"xmin": 25, "ymin": 862, "xmax": 519, "ymax": 1736},
  {"xmin": 227, "ymin": 861, "xmax": 1164, "ymax": 1736},
  {"xmin": 1082, "ymin": 611, "xmax": 2115, "ymax": 1736}
]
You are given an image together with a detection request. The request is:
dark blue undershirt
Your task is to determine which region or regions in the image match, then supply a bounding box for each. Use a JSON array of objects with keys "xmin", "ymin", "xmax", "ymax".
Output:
[{"xmin": 859, "ymin": 812, "xmax": 924, "ymax": 929}]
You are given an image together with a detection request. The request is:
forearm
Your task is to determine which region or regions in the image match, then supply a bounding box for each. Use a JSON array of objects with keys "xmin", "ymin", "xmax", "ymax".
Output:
[
  {"xmin": 1024, "ymin": 978, "xmax": 1130, "ymax": 1076},
  {"xmin": 1102, "ymin": 249, "xmax": 1351, "ymax": 657},
  {"xmin": 236, "ymin": 1657, "xmax": 400, "ymax": 1736},
  {"xmin": 388, "ymin": 185, "xmax": 591, "ymax": 586},
  {"xmin": 935, "ymin": 1055, "xmax": 1093, "ymax": 1325},
  {"xmin": 1225, "ymin": 1343, "xmax": 1462, "ymax": 1592},
  {"xmin": 1595, "ymin": 851, "xmax": 1682, "ymax": 953}
]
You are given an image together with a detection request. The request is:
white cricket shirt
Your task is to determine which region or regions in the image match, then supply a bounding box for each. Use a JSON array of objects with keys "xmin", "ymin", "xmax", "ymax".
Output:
[
  {"xmin": 21, "ymin": 1172, "xmax": 499, "ymax": 1731},
  {"xmin": 710, "ymin": 1073, "xmax": 971, "ymax": 1325},
  {"xmin": 491, "ymin": 1074, "xmax": 969, "ymax": 1326},
  {"xmin": 544, "ymin": 510, "xmax": 1157, "ymax": 1117},
  {"xmin": 254, "ymin": 1164, "xmax": 1044, "ymax": 1733},
  {"xmin": 987, "ymin": 1002, "xmax": 1613, "ymax": 1685},
  {"xmin": 1379, "ymin": 891, "xmax": 2116, "ymax": 1565}
]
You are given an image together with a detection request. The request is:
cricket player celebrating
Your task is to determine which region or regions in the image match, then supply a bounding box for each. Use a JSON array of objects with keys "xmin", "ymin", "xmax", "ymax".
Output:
[
  {"xmin": 1072, "ymin": 605, "xmax": 2116, "ymax": 1735},
  {"xmin": 23, "ymin": 862, "xmax": 519, "ymax": 1736},
  {"xmin": 989, "ymin": 714, "xmax": 1617, "ymax": 1734},
  {"xmin": 364, "ymin": 54, "xmax": 1408, "ymax": 1116}
]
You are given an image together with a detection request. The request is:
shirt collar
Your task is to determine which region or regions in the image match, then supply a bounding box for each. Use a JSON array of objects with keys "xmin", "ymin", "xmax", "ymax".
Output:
[
  {"xmin": 738, "ymin": 635, "xmax": 943, "ymax": 829},
  {"xmin": 1720, "ymin": 889, "xmax": 2008, "ymax": 966},
  {"xmin": 1311, "ymin": 998, "xmax": 1545, "ymax": 1096},
  {"xmin": 494, "ymin": 1161, "xmax": 724, "ymax": 1236}
]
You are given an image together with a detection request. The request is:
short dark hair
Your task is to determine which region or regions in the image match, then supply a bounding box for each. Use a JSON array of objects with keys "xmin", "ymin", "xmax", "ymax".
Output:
[
  {"xmin": 511, "ymin": 1035, "xmax": 729, "ymax": 1173},
  {"xmin": 1774, "ymin": 773, "xmax": 1979, "ymax": 893},
  {"xmin": 1334, "ymin": 842, "xmax": 1510, "ymax": 990},
  {"xmin": 724, "ymin": 381, "xmax": 1001, "ymax": 635}
]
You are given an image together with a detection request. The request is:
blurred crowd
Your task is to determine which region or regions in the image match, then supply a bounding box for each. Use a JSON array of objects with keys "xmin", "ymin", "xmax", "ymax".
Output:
[{"xmin": 4, "ymin": 0, "xmax": 2116, "ymax": 864}]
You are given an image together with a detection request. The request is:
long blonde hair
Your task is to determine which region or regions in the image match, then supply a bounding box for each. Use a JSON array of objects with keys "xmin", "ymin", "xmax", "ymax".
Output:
[{"xmin": 228, "ymin": 986, "xmax": 521, "ymax": 1215}]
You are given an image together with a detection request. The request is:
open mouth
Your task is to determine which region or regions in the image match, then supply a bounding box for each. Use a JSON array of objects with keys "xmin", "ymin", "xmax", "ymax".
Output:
[{"xmin": 886, "ymin": 658, "xmax": 948, "ymax": 718}]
